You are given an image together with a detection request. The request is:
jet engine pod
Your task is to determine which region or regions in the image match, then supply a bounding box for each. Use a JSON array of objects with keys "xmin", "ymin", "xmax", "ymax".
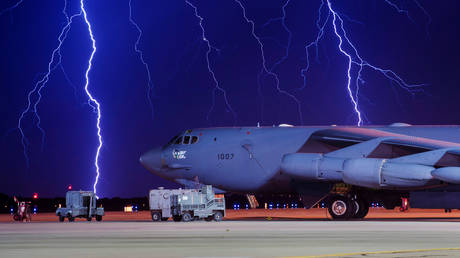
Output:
[
  {"xmin": 280, "ymin": 153, "xmax": 343, "ymax": 181},
  {"xmin": 343, "ymin": 158, "xmax": 435, "ymax": 189},
  {"xmin": 432, "ymin": 167, "xmax": 460, "ymax": 184}
]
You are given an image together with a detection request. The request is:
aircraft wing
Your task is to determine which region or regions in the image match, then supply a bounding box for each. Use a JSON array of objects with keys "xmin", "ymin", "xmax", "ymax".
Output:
[
  {"xmin": 313, "ymin": 127, "xmax": 460, "ymax": 162},
  {"xmin": 281, "ymin": 127, "xmax": 460, "ymax": 188}
]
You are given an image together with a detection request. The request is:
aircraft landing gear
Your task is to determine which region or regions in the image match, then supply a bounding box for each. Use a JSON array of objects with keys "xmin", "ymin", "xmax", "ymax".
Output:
[
  {"xmin": 328, "ymin": 195, "xmax": 353, "ymax": 219},
  {"xmin": 327, "ymin": 194, "xmax": 369, "ymax": 220},
  {"xmin": 351, "ymin": 197, "xmax": 369, "ymax": 219}
]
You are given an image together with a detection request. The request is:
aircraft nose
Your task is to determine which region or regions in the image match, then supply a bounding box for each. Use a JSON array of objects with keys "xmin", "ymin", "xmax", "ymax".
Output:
[{"xmin": 140, "ymin": 148, "xmax": 163, "ymax": 172}]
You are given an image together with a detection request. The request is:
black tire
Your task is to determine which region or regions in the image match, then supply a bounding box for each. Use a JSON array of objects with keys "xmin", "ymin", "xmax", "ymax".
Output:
[
  {"xmin": 96, "ymin": 215, "xmax": 102, "ymax": 221},
  {"xmin": 151, "ymin": 212, "xmax": 161, "ymax": 222},
  {"xmin": 87, "ymin": 217, "xmax": 92, "ymax": 222},
  {"xmin": 327, "ymin": 195, "xmax": 353, "ymax": 220},
  {"xmin": 172, "ymin": 216, "xmax": 182, "ymax": 222},
  {"xmin": 353, "ymin": 198, "xmax": 369, "ymax": 219},
  {"xmin": 161, "ymin": 217, "xmax": 169, "ymax": 221},
  {"xmin": 182, "ymin": 212, "xmax": 192, "ymax": 222},
  {"xmin": 213, "ymin": 211, "xmax": 223, "ymax": 222},
  {"xmin": 59, "ymin": 216, "xmax": 65, "ymax": 222}
]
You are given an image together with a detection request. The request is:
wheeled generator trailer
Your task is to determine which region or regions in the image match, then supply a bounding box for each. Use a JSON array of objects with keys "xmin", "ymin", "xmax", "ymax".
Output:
[
  {"xmin": 56, "ymin": 191, "xmax": 104, "ymax": 222},
  {"xmin": 149, "ymin": 185, "xmax": 225, "ymax": 222}
]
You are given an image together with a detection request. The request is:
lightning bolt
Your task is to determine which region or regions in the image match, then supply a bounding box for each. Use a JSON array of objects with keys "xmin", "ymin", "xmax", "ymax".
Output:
[
  {"xmin": 262, "ymin": 0, "xmax": 292, "ymax": 73},
  {"xmin": 0, "ymin": 0, "xmax": 23, "ymax": 17},
  {"xmin": 234, "ymin": 0, "xmax": 303, "ymax": 125},
  {"xmin": 383, "ymin": 0, "xmax": 415, "ymax": 23},
  {"xmin": 128, "ymin": 0, "xmax": 155, "ymax": 119},
  {"xmin": 257, "ymin": 0, "xmax": 296, "ymax": 123},
  {"xmin": 413, "ymin": 0, "xmax": 432, "ymax": 39},
  {"xmin": 383, "ymin": 0, "xmax": 432, "ymax": 38},
  {"xmin": 80, "ymin": 0, "xmax": 102, "ymax": 196},
  {"xmin": 16, "ymin": 0, "xmax": 102, "ymax": 195},
  {"xmin": 17, "ymin": 1, "xmax": 81, "ymax": 167},
  {"xmin": 300, "ymin": 0, "xmax": 330, "ymax": 90},
  {"xmin": 327, "ymin": 0, "xmax": 363, "ymax": 126},
  {"xmin": 185, "ymin": 0, "xmax": 237, "ymax": 124},
  {"xmin": 301, "ymin": 0, "xmax": 425, "ymax": 126}
]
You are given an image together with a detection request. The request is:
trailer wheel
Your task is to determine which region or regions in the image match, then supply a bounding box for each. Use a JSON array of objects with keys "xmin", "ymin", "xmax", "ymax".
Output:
[
  {"xmin": 59, "ymin": 216, "xmax": 65, "ymax": 222},
  {"xmin": 96, "ymin": 215, "xmax": 102, "ymax": 221},
  {"xmin": 182, "ymin": 212, "xmax": 192, "ymax": 222},
  {"xmin": 213, "ymin": 211, "xmax": 223, "ymax": 222},
  {"xmin": 151, "ymin": 212, "xmax": 161, "ymax": 222}
]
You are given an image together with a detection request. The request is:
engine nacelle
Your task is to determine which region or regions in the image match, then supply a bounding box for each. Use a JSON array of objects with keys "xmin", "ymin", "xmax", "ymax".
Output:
[
  {"xmin": 343, "ymin": 158, "xmax": 435, "ymax": 189},
  {"xmin": 281, "ymin": 153, "xmax": 343, "ymax": 181},
  {"xmin": 432, "ymin": 167, "xmax": 460, "ymax": 184}
]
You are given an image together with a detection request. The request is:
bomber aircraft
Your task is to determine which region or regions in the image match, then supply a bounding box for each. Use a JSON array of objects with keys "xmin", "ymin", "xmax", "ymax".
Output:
[{"xmin": 140, "ymin": 123, "xmax": 460, "ymax": 219}]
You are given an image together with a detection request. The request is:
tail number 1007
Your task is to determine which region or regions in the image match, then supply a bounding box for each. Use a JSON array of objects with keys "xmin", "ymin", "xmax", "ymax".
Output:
[{"xmin": 217, "ymin": 153, "xmax": 234, "ymax": 160}]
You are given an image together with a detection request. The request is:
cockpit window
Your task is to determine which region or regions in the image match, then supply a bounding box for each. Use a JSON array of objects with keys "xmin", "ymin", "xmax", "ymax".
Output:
[
  {"xmin": 167, "ymin": 134, "xmax": 180, "ymax": 145},
  {"xmin": 183, "ymin": 136, "xmax": 191, "ymax": 144},
  {"xmin": 175, "ymin": 137, "xmax": 183, "ymax": 145},
  {"xmin": 191, "ymin": 136, "xmax": 198, "ymax": 144}
]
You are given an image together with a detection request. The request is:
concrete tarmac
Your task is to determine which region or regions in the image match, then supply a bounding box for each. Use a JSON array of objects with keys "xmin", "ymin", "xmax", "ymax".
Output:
[{"xmin": 1, "ymin": 221, "xmax": 460, "ymax": 258}]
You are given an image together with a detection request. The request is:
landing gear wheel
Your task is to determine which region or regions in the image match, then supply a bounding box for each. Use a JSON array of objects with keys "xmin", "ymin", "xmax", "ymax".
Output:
[
  {"xmin": 353, "ymin": 198, "xmax": 369, "ymax": 219},
  {"xmin": 328, "ymin": 195, "xmax": 353, "ymax": 220},
  {"xmin": 182, "ymin": 212, "xmax": 192, "ymax": 222},
  {"xmin": 172, "ymin": 216, "xmax": 182, "ymax": 222},
  {"xmin": 96, "ymin": 215, "xmax": 102, "ymax": 221},
  {"xmin": 151, "ymin": 212, "xmax": 161, "ymax": 222},
  {"xmin": 213, "ymin": 211, "xmax": 223, "ymax": 222}
]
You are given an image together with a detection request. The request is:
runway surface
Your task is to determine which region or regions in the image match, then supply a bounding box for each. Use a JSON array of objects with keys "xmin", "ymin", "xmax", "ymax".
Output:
[
  {"xmin": 1, "ymin": 220, "xmax": 460, "ymax": 258},
  {"xmin": 3, "ymin": 208, "xmax": 460, "ymax": 222}
]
